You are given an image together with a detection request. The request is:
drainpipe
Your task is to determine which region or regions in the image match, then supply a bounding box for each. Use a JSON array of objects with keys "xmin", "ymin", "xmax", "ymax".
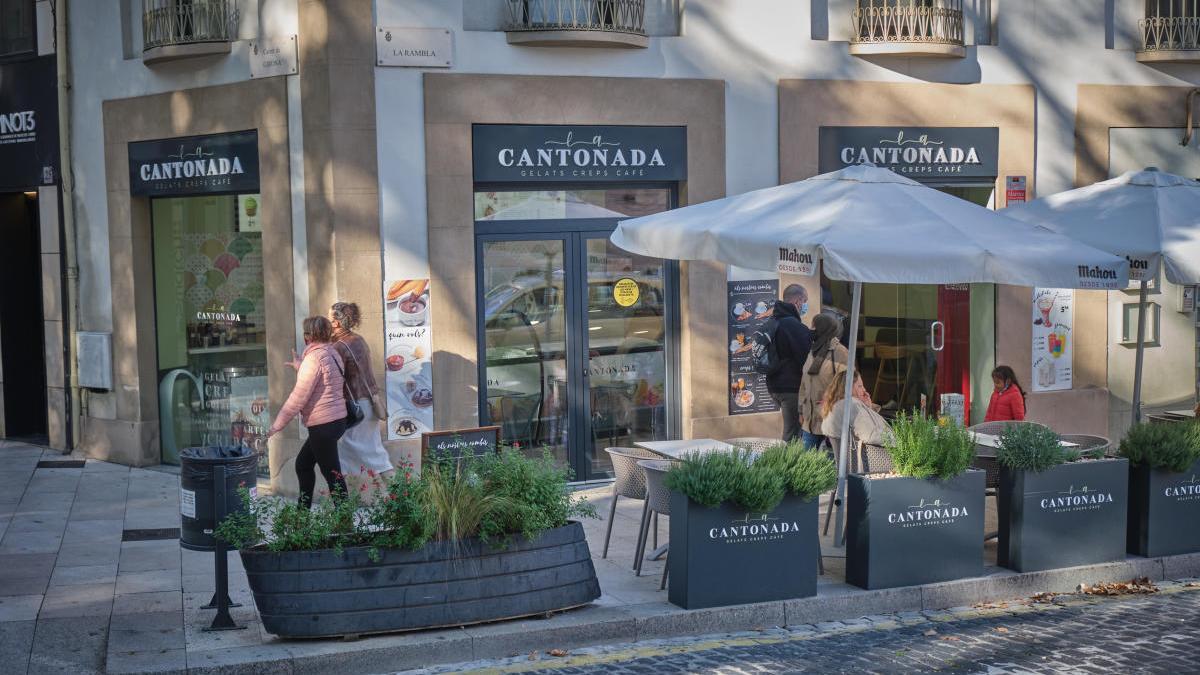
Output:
[{"xmin": 55, "ymin": 0, "xmax": 82, "ymax": 451}]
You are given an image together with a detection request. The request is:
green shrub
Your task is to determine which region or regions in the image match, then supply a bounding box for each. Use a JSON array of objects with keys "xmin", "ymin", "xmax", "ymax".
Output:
[
  {"xmin": 215, "ymin": 484, "xmax": 367, "ymax": 553},
  {"xmin": 996, "ymin": 424, "xmax": 1079, "ymax": 472},
  {"xmin": 1120, "ymin": 422, "xmax": 1200, "ymax": 473},
  {"xmin": 475, "ymin": 448, "xmax": 597, "ymax": 543},
  {"xmin": 757, "ymin": 441, "xmax": 838, "ymax": 500},
  {"xmin": 886, "ymin": 412, "xmax": 975, "ymax": 480},
  {"xmin": 663, "ymin": 451, "xmax": 740, "ymax": 508},
  {"xmin": 731, "ymin": 461, "xmax": 787, "ymax": 513}
]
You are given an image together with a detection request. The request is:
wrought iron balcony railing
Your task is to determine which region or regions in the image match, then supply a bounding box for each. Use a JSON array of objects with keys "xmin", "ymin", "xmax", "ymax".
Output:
[
  {"xmin": 142, "ymin": 0, "xmax": 236, "ymax": 63},
  {"xmin": 1139, "ymin": 2, "xmax": 1200, "ymax": 61},
  {"xmin": 850, "ymin": 0, "xmax": 965, "ymax": 58},
  {"xmin": 505, "ymin": 0, "xmax": 648, "ymax": 48}
]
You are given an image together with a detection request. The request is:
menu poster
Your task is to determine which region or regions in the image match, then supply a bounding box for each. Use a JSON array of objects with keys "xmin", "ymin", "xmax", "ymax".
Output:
[
  {"xmin": 1032, "ymin": 288, "xmax": 1073, "ymax": 392},
  {"xmin": 727, "ymin": 279, "xmax": 781, "ymax": 416},
  {"xmin": 384, "ymin": 279, "xmax": 434, "ymax": 440}
]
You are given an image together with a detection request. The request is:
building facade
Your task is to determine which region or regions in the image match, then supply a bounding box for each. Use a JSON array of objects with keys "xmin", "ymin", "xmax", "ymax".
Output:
[{"xmin": 48, "ymin": 0, "xmax": 1200, "ymax": 492}]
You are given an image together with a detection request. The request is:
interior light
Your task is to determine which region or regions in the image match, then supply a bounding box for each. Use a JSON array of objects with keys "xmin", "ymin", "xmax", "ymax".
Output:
[{"xmin": 23, "ymin": 191, "xmax": 37, "ymax": 198}]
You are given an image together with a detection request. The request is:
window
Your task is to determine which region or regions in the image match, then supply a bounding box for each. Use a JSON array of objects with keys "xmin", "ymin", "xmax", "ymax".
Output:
[
  {"xmin": 0, "ymin": 0, "xmax": 35, "ymax": 58},
  {"xmin": 1122, "ymin": 301, "xmax": 1161, "ymax": 345}
]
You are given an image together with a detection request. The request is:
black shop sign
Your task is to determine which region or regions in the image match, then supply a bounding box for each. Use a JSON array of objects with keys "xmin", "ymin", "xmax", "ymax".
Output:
[
  {"xmin": 0, "ymin": 56, "xmax": 59, "ymax": 189},
  {"xmin": 129, "ymin": 130, "xmax": 260, "ymax": 196},
  {"xmin": 819, "ymin": 127, "xmax": 998, "ymax": 179},
  {"xmin": 472, "ymin": 125, "xmax": 687, "ymax": 183}
]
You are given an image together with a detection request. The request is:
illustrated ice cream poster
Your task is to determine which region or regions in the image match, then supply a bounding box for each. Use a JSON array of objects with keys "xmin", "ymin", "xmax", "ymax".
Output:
[
  {"xmin": 384, "ymin": 279, "xmax": 434, "ymax": 440},
  {"xmin": 1032, "ymin": 288, "xmax": 1072, "ymax": 393}
]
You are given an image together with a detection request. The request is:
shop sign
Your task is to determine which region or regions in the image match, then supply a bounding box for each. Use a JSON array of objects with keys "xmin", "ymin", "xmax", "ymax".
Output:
[
  {"xmin": 376, "ymin": 27, "xmax": 453, "ymax": 68},
  {"xmin": 1032, "ymin": 288, "xmax": 1072, "ymax": 392},
  {"xmin": 129, "ymin": 130, "xmax": 260, "ymax": 196},
  {"xmin": 472, "ymin": 125, "xmax": 687, "ymax": 183},
  {"xmin": 727, "ymin": 279, "xmax": 780, "ymax": 416},
  {"xmin": 1005, "ymin": 175, "xmax": 1027, "ymax": 204},
  {"xmin": 249, "ymin": 35, "xmax": 298, "ymax": 79},
  {"xmin": 818, "ymin": 127, "xmax": 999, "ymax": 178},
  {"xmin": 421, "ymin": 426, "xmax": 500, "ymax": 460},
  {"xmin": 0, "ymin": 55, "xmax": 59, "ymax": 189}
]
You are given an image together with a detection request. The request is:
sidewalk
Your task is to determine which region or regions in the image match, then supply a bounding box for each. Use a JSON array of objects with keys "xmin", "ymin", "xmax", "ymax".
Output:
[{"xmin": 2, "ymin": 439, "xmax": 1199, "ymax": 674}]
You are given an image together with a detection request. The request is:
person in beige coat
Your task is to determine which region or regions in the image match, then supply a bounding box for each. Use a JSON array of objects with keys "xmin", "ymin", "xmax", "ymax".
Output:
[{"xmin": 797, "ymin": 313, "xmax": 848, "ymax": 450}]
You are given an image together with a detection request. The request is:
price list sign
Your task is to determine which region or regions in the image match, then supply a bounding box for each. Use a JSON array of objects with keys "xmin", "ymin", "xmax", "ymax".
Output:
[{"xmin": 727, "ymin": 279, "xmax": 781, "ymax": 416}]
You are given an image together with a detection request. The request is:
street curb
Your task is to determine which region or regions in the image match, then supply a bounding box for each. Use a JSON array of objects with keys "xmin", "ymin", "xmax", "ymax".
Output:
[{"xmin": 155, "ymin": 552, "xmax": 1200, "ymax": 674}]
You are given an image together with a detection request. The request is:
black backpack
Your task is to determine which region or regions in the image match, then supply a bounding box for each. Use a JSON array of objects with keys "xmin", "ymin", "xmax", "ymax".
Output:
[{"xmin": 751, "ymin": 318, "xmax": 781, "ymax": 376}]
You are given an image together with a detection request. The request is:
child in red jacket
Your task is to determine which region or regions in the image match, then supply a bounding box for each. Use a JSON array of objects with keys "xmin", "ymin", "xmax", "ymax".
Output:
[{"xmin": 985, "ymin": 365, "xmax": 1026, "ymax": 422}]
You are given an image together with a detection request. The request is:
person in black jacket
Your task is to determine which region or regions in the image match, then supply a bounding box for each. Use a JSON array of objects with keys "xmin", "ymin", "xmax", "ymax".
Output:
[{"xmin": 766, "ymin": 284, "xmax": 813, "ymax": 442}]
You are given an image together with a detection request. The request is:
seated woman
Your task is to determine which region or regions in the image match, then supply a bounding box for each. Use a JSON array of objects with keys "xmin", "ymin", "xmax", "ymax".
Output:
[
  {"xmin": 984, "ymin": 365, "xmax": 1027, "ymax": 422},
  {"xmin": 819, "ymin": 371, "xmax": 891, "ymax": 447}
]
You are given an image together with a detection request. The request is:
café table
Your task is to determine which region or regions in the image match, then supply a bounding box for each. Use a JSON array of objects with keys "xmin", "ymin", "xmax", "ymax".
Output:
[
  {"xmin": 1165, "ymin": 410, "xmax": 1198, "ymax": 419},
  {"xmin": 632, "ymin": 439, "xmax": 739, "ymax": 560},
  {"xmin": 634, "ymin": 438, "xmax": 737, "ymax": 459}
]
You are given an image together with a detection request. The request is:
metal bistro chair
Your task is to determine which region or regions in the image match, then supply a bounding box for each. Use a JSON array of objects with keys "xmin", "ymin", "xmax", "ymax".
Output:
[
  {"xmin": 1059, "ymin": 434, "xmax": 1114, "ymax": 458},
  {"xmin": 602, "ymin": 447, "xmax": 660, "ymax": 567},
  {"xmin": 637, "ymin": 459, "xmax": 677, "ymax": 590}
]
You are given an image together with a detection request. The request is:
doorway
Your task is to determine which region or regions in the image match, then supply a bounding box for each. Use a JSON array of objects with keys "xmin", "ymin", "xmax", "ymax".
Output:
[
  {"xmin": 474, "ymin": 187, "xmax": 679, "ymax": 481},
  {"xmin": 822, "ymin": 184, "xmax": 997, "ymax": 424},
  {"xmin": 0, "ymin": 191, "xmax": 48, "ymax": 441}
]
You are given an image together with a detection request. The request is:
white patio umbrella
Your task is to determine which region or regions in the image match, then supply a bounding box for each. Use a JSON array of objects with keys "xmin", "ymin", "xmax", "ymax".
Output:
[
  {"xmin": 1005, "ymin": 168, "xmax": 1200, "ymax": 425},
  {"xmin": 611, "ymin": 164, "xmax": 1129, "ymax": 543}
]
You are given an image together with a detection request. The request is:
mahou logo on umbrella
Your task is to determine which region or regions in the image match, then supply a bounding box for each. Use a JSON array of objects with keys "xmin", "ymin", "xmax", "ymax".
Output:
[{"xmin": 776, "ymin": 247, "xmax": 816, "ymax": 276}]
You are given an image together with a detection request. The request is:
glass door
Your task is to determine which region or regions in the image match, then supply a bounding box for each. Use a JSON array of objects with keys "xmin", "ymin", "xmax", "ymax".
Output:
[{"xmin": 475, "ymin": 187, "xmax": 676, "ymax": 481}]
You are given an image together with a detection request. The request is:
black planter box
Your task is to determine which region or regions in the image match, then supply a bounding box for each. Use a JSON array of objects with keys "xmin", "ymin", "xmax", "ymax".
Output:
[
  {"xmin": 240, "ymin": 522, "xmax": 600, "ymax": 638},
  {"xmin": 1128, "ymin": 458, "xmax": 1200, "ymax": 557},
  {"xmin": 997, "ymin": 458, "xmax": 1129, "ymax": 572},
  {"xmin": 668, "ymin": 493, "xmax": 818, "ymax": 610},
  {"xmin": 846, "ymin": 470, "xmax": 985, "ymax": 590}
]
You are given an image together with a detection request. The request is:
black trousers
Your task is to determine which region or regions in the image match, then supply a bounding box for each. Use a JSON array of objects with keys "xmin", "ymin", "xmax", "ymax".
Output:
[
  {"xmin": 295, "ymin": 417, "xmax": 348, "ymax": 508},
  {"xmin": 771, "ymin": 392, "xmax": 801, "ymax": 443}
]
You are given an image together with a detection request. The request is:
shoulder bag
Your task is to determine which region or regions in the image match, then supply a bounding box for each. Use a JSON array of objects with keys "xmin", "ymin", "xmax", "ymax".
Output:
[
  {"xmin": 331, "ymin": 347, "xmax": 364, "ymax": 428},
  {"xmin": 341, "ymin": 335, "xmax": 388, "ymax": 421}
]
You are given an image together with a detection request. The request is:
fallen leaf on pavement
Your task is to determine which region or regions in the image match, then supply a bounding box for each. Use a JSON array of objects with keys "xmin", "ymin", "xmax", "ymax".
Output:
[
  {"xmin": 940, "ymin": 636, "xmax": 961, "ymax": 642},
  {"xmin": 923, "ymin": 629, "xmax": 938, "ymax": 637},
  {"xmin": 547, "ymin": 649, "xmax": 569, "ymax": 657},
  {"xmin": 995, "ymin": 627, "xmax": 1009, "ymax": 633},
  {"xmin": 1030, "ymin": 592, "xmax": 1059, "ymax": 603},
  {"xmin": 528, "ymin": 652, "xmax": 538, "ymax": 661},
  {"xmin": 1078, "ymin": 577, "xmax": 1157, "ymax": 597}
]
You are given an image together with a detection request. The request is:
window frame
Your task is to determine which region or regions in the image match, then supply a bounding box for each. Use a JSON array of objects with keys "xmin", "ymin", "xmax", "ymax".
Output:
[{"xmin": 0, "ymin": 0, "xmax": 37, "ymax": 62}]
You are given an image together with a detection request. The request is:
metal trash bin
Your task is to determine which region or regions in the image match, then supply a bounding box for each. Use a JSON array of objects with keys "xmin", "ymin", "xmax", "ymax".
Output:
[{"xmin": 179, "ymin": 445, "xmax": 258, "ymax": 552}]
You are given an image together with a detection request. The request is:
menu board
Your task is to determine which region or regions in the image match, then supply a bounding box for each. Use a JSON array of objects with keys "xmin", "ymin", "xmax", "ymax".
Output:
[
  {"xmin": 422, "ymin": 426, "xmax": 501, "ymax": 460},
  {"xmin": 384, "ymin": 279, "xmax": 434, "ymax": 440},
  {"xmin": 727, "ymin": 279, "xmax": 781, "ymax": 416},
  {"xmin": 1032, "ymin": 288, "xmax": 1073, "ymax": 392}
]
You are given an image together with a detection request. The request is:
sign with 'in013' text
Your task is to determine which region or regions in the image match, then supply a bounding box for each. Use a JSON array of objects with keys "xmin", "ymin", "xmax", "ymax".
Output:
[
  {"xmin": 128, "ymin": 130, "xmax": 260, "ymax": 196},
  {"xmin": 472, "ymin": 125, "xmax": 687, "ymax": 183},
  {"xmin": 0, "ymin": 55, "xmax": 59, "ymax": 189},
  {"xmin": 818, "ymin": 127, "xmax": 999, "ymax": 179}
]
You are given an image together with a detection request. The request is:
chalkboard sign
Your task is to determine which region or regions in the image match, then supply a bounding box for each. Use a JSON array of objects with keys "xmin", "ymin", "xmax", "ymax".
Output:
[{"xmin": 421, "ymin": 426, "xmax": 501, "ymax": 460}]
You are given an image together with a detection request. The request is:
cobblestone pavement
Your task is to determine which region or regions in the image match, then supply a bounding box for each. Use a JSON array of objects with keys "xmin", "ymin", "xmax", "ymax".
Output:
[{"xmin": 407, "ymin": 580, "xmax": 1200, "ymax": 675}]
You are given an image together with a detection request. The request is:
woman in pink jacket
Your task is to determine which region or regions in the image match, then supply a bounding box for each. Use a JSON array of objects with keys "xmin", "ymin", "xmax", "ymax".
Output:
[{"xmin": 266, "ymin": 316, "xmax": 349, "ymax": 507}]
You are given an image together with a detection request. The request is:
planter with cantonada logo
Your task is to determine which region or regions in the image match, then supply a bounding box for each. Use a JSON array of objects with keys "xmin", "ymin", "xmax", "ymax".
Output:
[
  {"xmin": 997, "ymin": 458, "xmax": 1129, "ymax": 572},
  {"xmin": 1128, "ymin": 458, "xmax": 1200, "ymax": 557},
  {"xmin": 845, "ymin": 470, "xmax": 985, "ymax": 590},
  {"xmin": 667, "ymin": 492, "xmax": 818, "ymax": 610}
]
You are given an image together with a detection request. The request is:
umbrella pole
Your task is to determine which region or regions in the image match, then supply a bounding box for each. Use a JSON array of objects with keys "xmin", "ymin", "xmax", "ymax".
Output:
[
  {"xmin": 1131, "ymin": 279, "xmax": 1149, "ymax": 426},
  {"xmin": 832, "ymin": 281, "xmax": 862, "ymax": 548}
]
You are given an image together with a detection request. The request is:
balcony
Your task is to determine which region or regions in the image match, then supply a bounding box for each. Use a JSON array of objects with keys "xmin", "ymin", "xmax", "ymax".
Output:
[
  {"xmin": 142, "ymin": 0, "xmax": 235, "ymax": 65},
  {"xmin": 849, "ymin": 0, "xmax": 965, "ymax": 58},
  {"xmin": 504, "ymin": 0, "xmax": 648, "ymax": 48},
  {"xmin": 1138, "ymin": 3, "xmax": 1200, "ymax": 63}
]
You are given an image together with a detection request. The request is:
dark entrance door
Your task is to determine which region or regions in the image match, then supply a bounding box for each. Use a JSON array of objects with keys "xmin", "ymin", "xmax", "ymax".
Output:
[
  {"xmin": 474, "ymin": 187, "xmax": 679, "ymax": 481},
  {"xmin": 0, "ymin": 192, "xmax": 48, "ymax": 440}
]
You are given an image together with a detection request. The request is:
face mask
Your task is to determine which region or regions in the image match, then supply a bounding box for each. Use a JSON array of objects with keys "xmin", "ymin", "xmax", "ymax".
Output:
[{"xmin": 799, "ymin": 302, "xmax": 809, "ymax": 316}]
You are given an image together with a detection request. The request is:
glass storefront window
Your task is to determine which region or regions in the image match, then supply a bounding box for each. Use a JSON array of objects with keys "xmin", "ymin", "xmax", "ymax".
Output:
[
  {"xmin": 152, "ymin": 195, "xmax": 269, "ymax": 474},
  {"xmin": 474, "ymin": 189, "xmax": 669, "ymax": 220}
]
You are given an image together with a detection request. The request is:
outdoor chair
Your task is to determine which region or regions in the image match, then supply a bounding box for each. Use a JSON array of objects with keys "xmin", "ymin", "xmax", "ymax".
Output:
[
  {"xmin": 968, "ymin": 421, "xmax": 1053, "ymax": 492},
  {"xmin": 637, "ymin": 459, "xmax": 676, "ymax": 590},
  {"xmin": 602, "ymin": 447, "xmax": 660, "ymax": 567},
  {"xmin": 723, "ymin": 437, "xmax": 784, "ymax": 452},
  {"xmin": 1058, "ymin": 434, "xmax": 1113, "ymax": 458}
]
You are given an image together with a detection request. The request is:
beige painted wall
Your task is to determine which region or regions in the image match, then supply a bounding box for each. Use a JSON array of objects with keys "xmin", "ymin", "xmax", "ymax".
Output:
[
  {"xmin": 778, "ymin": 80, "xmax": 1108, "ymax": 435},
  {"xmin": 422, "ymin": 74, "xmax": 732, "ymax": 448},
  {"xmin": 94, "ymin": 80, "xmax": 297, "ymax": 474}
]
